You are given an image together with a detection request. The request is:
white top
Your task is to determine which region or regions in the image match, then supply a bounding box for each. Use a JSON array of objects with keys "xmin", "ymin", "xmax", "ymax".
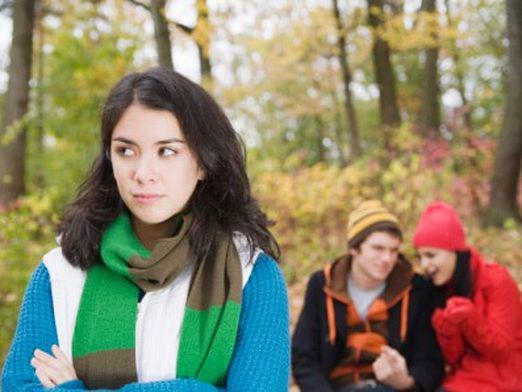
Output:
[
  {"xmin": 347, "ymin": 274, "xmax": 386, "ymax": 320},
  {"xmin": 42, "ymin": 233, "xmax": 260, "ymax": 382}
]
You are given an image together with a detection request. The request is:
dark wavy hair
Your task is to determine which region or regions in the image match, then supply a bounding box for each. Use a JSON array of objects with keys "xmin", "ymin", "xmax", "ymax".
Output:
[
  {"xmin": 450, "ymin": 250, "xmax": 473, "ymax": 298},
  {"xmin": 58, "ymin": 67, "xmax": 280, "ymax": 269},
  {"xmin": 433, "ymin": 250, "xmax": 473, "ymax": 308}
]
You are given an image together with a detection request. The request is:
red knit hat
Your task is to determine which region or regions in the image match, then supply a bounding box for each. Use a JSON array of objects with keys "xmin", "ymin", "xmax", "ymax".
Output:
[{"xmin": 413, "ymin": 202, "xmax": 467, "ymax": 250}]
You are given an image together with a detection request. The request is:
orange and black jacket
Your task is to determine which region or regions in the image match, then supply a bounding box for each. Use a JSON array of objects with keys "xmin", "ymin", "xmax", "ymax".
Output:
[{"xmin": 292, "ymin": 255, "xmax": 444, "ymax": 392}]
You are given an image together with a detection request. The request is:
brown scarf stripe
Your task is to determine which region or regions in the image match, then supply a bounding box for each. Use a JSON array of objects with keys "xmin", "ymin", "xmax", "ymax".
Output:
[
  {"xmin": 74, "ymin": 349, "xmax": 136, "ymax": 389},
  {"xmin": 186, "ymin": 232, "xmax": 242, "ymax": 310},
  {"xmin": 127, "ymin": 218, "xmax": 193, "ymax": 292}
]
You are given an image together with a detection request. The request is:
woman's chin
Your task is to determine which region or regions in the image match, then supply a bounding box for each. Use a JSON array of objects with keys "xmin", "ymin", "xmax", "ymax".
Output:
[
  {"xmin": 432, "ymin": 273, "xmax": 450, "ymax": 287},
  {"xmin": 425, "ymin": 271, "xmax": 444, "ymax": 286}
]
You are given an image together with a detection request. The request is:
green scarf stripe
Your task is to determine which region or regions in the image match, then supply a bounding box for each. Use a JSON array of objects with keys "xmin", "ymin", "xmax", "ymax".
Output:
[
  {"xmin": 100, "ymin": 213, "xmax": 151, "ymax": 278},
  {"xmin": 73, "ymin": 263, "xmax": 138, "ymax": 356},
  {"xmin": 177, "ymin": 301, "xmax": 241, "ymax": 385}
]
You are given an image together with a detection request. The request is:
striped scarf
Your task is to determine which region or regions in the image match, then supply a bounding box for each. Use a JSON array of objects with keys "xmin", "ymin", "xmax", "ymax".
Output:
[{"xmin": 72, "ymin": 212, "xmax": 242, "ymax": 389}]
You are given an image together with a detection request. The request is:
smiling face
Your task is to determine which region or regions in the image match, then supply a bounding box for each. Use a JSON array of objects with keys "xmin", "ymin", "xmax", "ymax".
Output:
[
  {"xmin": 110, "ymin": 104, "xmax": 204, "ymax": 228},
  {"xmin": 418, "ymin": 247, "xmax": 457, "ymax": 286},
  {"xmin": 350, "ymin": 231, "xmax": 401, "ymax": 289}
]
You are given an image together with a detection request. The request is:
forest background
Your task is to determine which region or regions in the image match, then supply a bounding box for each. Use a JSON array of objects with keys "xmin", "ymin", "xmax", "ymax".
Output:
[{"xmin": 0, "ymin": 0, "xmax": 521, "ymax": 370}]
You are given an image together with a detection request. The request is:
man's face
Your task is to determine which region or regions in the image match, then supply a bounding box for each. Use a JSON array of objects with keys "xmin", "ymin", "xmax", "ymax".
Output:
[{"xmin": 350, "ymin": 231, "xmax": 401, "ymax": 287}]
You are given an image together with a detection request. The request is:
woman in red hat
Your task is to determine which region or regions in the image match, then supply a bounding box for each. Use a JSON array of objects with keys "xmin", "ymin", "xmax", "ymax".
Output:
[{"xmin": 413, "ymin": 201, "xmax": 522, "ymax": 392}]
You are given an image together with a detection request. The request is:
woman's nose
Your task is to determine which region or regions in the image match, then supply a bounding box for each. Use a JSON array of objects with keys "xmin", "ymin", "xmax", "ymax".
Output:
[
  {"xmin": 420, "ymin": 258, "xmax": 430, "ymax": 269},
  {"xmin": 133, "ymin": 155, "xmax": 158, "ymax": 184}
]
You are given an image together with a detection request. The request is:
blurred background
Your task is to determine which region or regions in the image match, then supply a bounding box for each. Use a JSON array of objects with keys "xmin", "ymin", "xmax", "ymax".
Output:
[{"xmin": 0, "ymin": 0, "xmax": 521, "ymax": 368}]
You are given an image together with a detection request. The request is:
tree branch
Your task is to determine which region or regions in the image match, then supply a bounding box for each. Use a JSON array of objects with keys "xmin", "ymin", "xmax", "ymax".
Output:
[
  {"xmin": 173, "ymin": 21, "xmax": 194, "ymax": 34},
  {"xmin": 126, "ymin": 0, "xmax": 150, "ymax": 12},
  {"xmin": 125, "ymin": 0, "xmax": 194, "ymax": 36}
]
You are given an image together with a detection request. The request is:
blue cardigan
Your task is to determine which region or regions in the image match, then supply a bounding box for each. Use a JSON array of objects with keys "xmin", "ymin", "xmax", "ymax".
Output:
[{"xmin": 2, "ymin": 253, "xmax": 290, "ymax": 391}]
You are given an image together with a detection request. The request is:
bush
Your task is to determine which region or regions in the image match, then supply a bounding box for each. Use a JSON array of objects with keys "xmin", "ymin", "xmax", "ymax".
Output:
[
  {"xmin": 0, "ymin": 189, "xmax": 60, "ymax": 365},
  {"xmin": 251, "ymin": 125, "xmax": 521, "ymax": 284}
]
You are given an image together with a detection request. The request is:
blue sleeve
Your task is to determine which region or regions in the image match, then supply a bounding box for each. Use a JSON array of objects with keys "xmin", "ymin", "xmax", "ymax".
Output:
[
  {"xmin": 222, "ymin": 253, "xmax": 290, "ymax": 391},
  {"xmin": 1, "ymin": 263, "xmax": 89, "ymax": 391},
  {"xmin": 2, "ymin": 254, "xmax": 290, "ymax": 392}
]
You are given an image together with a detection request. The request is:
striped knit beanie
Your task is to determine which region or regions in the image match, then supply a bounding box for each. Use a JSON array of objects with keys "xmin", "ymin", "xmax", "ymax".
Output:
[{"xmin": 347, "ymin": 200, "xmax": 401, "ymax": 246}]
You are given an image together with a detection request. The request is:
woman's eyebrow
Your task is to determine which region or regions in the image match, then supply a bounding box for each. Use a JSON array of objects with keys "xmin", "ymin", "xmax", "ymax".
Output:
[
  {"xmin": 111, "ymin": 137, "xmax": 185, "ymax": 145},
  {"xmin": 156, "ymin": 138, "xmax": 185, "ymax": 145},
  {"xmin": 112, "ymin": 137, "xmax": 137, "ymax": 145}
]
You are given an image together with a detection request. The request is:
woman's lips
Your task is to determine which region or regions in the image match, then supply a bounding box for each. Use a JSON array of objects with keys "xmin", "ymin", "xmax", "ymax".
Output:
[{"xmin": 133, "ymin": 193, "xmax": 164, "ymax": 204}]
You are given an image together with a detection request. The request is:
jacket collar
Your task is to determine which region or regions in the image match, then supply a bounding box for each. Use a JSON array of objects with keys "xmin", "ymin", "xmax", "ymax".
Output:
[{"xmin": 324, "ymin": 254, "xmax": 413, "ymax": 307}]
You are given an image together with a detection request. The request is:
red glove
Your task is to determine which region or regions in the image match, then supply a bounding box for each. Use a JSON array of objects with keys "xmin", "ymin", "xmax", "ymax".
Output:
[
  {"xmin": 432, "ymin": 307, "xmax": 465, "ymax": 365},
  {"xmin": 444, "ymin": 297, "xmax": 475, "ymax": 325},
  {"xmin": 432, "ymin": 308, "xmax": 460, "ymax": 338}
]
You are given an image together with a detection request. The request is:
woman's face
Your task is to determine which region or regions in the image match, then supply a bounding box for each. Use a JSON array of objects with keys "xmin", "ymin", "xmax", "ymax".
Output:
[
  {"xmin": 110, "ymin": 104, "xmax": 204, "ymax": 226},
  {"xmin": 417, "ymin": 247, "xmax": 457, "ymax": 286}
]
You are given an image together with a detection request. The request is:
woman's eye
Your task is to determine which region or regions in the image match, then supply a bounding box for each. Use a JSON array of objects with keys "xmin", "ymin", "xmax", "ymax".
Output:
[
  {"xmin": 160, "ymin": 147, "xmax": 176, "ymax": 157},
  {"xmin": 116, "ymin": 147, "xmax": 134, "ymax": 157}
]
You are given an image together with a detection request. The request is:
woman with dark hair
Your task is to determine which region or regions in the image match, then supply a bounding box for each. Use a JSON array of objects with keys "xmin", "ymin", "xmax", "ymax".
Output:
[
  {"xmin": 2, "ymin": 67, "xmax": 289, "ymax": 391},
  {"xmin": 413, "ymin": 202, "xmax": 522, "ymax": 392}
]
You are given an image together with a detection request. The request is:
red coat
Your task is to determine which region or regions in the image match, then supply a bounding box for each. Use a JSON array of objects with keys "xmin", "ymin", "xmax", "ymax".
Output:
[{"xmin": 432, "ymin": 247, "xmax": 522, "ymax": 392}]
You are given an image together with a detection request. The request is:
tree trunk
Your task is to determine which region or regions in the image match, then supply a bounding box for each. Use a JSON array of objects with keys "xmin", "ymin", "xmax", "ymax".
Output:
[
  {"xmin": 311, "ymin": 78, "xmax": 326, "ymax": 163},
  {"xmin": 150, "ymin": 0, "xmax": 174, "ymax": 69},
  {"xmin": 313, "ymin": 114, "xmax": 326, "ymax": 163},
  {"xmin": 197, "ymin": 45, "xmax": 211, "ymax": 83},
  {"xmin": 445, "ymin": 0, "xmax": 472, "ymax": 130},
  {"xmin": 34, "ymin": 0, "xmax": 45, "ymax": 189},
  {"xmin": 196, "ymin": 0, "xmax": 212, "ymax": 84},
  {"xmin": 0, "ymin": 0, "xmax": 36, "ymax": 204},
  {"xmin": 331, "ymin": 0, "xmax": 361, "ymax": 158},
  {"xmin": 484, "ymin": 0, "xmax": 522, "ymax": 225},
  {"xmin": 331, "ymin": 88, "xmax": 347, "ymax": 166},
  {"xmin": 420, "ymin": 0, "xmax": 440, "ymax": 137},
  {"xmin": 388, "ymin": 0, "xmax": 404, "ymax": 15},
  {"xmin": 453, "ymin": 48, "xmax": 473, "ymax": 130},
  {"xmin": 368, "ymin": 0, "xmax": 401, "ymax": 127}
]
